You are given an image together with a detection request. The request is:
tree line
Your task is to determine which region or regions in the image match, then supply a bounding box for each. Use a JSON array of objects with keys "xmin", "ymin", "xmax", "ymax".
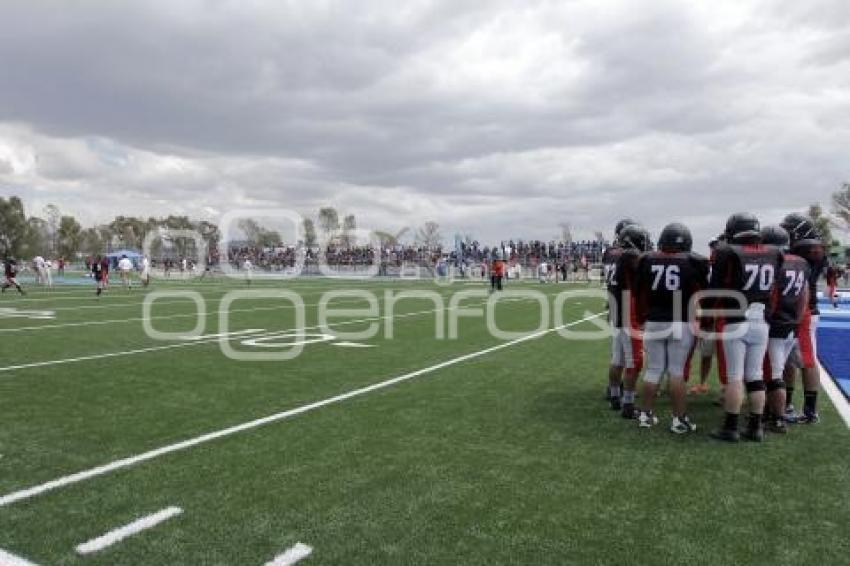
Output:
[{"xmin": 0, "ymin": 198, "xmax": 446, "ymax": 258}]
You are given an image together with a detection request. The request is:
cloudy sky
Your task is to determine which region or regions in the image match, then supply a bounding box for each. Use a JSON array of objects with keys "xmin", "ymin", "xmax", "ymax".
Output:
[{"xmin": 1, "ymin": 0, "xmax": 848, "ymax": 248}]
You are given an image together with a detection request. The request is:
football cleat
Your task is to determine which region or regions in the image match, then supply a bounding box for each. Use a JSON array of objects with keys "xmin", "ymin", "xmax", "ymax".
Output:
[
  {"xmin": 783, "ymin": 405, "xmax": 799, "ymax": 423},
  {"xmin": 710, "ymin": 429, "xmax": 740, "ymax": 443},
  {"xmin": 670, "ymin": 416, "xmax": 696, "ymax": 434},
  {"xmin": 621, "ymin": 403, "xmax": 637, "ymax": 420},
  {"xmin": 767, "ymin": 419, "xmax": 788, "ymax": 434},
  {"xmin": 610, "ymin": 396, "xmax": 622, "ymax": 411},
  {"xmin": 638, "ymin": 411, "xmax": 658, "ymax": 428},
  {"xmin": 741, "ymin": 426, "xmax": 765, "ymax": 442},
  {"xmin": 797, "ymin": 412, "xmax": 820, "ymax": 425}
]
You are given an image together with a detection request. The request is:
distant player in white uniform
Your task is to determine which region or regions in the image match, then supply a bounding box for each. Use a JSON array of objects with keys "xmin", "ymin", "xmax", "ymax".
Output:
[
  {"xmin": 243, "ymin": 259, "xmax": 253, "ymax": 285},
  {"xmin": 117, "ymin": 254, "xmax": 134, "ymax": 290},
  {"xmin": 33, "ymin": 255, "xmax": 46, "ymax": 286},
  {"xmin": 140, "ymin": 255, "xmax": 151, "ymax": 286},
  {"xmin": 43, "ymin": 259, "xmax": 54, "ymax": 289},
  {"xmin": 538, "ymin": 261, "xmax": 549, "ymax": 283}
]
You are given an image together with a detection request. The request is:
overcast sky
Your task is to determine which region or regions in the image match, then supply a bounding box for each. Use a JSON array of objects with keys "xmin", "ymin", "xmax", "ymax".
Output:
[{"xmin": 1, "ymin": 0, "xmax": 848, "ymax": 248}]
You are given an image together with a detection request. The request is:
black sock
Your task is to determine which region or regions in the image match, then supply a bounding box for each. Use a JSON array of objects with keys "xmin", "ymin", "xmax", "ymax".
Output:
[
  {"xmin": 804, "ymin": 390, "xmax": 818, "ymax": 415},
  {"xmin": 785, "ymin": 386, "xmax": 794, "ymax": 408},
  {"xmin": 724, "ymin": 412, "xmax": 739, "ymax": 431},
  {"xmin": 748, "ymin": 413, "xmax": 763, "ymax": 430}
]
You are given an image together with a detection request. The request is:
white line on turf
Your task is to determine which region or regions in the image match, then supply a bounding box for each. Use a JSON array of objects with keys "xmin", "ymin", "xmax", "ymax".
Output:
[
  {"xmin": 819, "ymin": 361, "xmax": 850, "ymax": 428},
  {"xmin": 75, "ymin": 506, "xmax": 183, "ymax": 555},
  {"xmin": 0, "ymin": 311, "xmax": 602, "ymax": 507},
  {"xmin": 0, "ymin": 549, "xmax": 39, "ymax": 566},
  {"xmin": 264, "ymin": 543, "xmax": 313, "ymax": 565},
  {"xmin": 0, "ymin": 305, "xmax": 454, "ymax": 373}
]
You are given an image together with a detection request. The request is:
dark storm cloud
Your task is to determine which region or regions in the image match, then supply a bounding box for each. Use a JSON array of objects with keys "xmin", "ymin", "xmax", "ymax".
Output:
[{"xmin": 1, "ymin": 0, "xmax": 848, "ymax": 246}]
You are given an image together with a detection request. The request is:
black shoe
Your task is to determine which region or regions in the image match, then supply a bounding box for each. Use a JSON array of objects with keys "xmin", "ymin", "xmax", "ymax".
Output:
[
  {"xmin": 610, "ymin": 396, "xmax": 621, "ymax": 411},
  {"xmin": 710, "ymin": 429, "xmax": 740, "ymax": 443},
  {"xmin": 741, "ymin": 426, "xmax": 765, "ymax": 442},
  {"xmin": 798, "ymin": 412, "xmax": 820, "ymax": 424},
  {"xmin": 621, "ymin": 403, "xmax": 636, "ymax": 420},
  {"xmin": 767, "ymin": 419, "xmax": 787, "ymax": 434}
]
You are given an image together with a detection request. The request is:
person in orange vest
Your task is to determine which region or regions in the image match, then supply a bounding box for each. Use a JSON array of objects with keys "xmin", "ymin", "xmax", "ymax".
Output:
[{"xmin": 490, "ymin": 249, "xmax": 505, "ymax": 292}]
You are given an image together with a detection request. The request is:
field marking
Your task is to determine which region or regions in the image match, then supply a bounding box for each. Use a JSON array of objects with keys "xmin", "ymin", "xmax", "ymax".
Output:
[
  {"xmin": 265, "ymin": 543, "xmax": 313, "ymax": 565},
  {"xmin": 0, "ymin": 311, "xmax": 602, "ymax": 507},
  {"xmin": 0, "ymin": 308, "xmax": 55, "ymax": 320},
  {"xmin": 0, "ymin": 304, "xmax": 463, "ymax": 373},
  {"xmin": 332, "ymin": 341, "xmax": 375, "ymax": 348},
  {"xmin": 819, "ymin": 361, "xmax": 850, "ymax": 428},
  {"xmin": 0, "ymin": 549, "xmax": 39, "ymax": 565},
  {"xmin": 75, "ymin": 506, "xmax": 183, "ymax": 555}
]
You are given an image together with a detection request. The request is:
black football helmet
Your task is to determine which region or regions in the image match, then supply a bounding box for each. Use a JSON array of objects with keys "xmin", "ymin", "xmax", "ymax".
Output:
[
  {"xmin": 658, "ymin": 222, "xmax": 693, "ymax": 252},
  {"xmin": 615, "ymin": 218, "xmax": 637, "ymax": 237},
  {"xmin": 725, "ymin": 212, "xmax": 760, "ymax": 241},
  {"xmin": 760, "ymin": 225, "xmax": 790, "ymax": 248},
  {"xmin": 780, "ymin": 213, "xmax": 818, "ymax": 242},
  {"xmin": 619, "ymin": 224, "xmax": 652, "ymax": 252}
]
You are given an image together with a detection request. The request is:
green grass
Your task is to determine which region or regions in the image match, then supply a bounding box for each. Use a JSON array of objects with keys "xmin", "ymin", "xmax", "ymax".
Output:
[{"xmin": 0, "ymin": 276, "xmax": 848, "ymax": 565}]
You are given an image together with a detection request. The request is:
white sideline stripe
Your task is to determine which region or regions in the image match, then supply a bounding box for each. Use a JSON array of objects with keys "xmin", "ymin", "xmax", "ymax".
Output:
[
  {"xmin": 819, "ymin": 361, "xmax": 850, "ymax": 428},
  {"xmin": 0, "ymin": 306, "xmax": 452, "ymax": 373},
  {"xmin": 265, "ymin": 543, "xmax": 313, "ymax": 565},
  {"xmin": 0, "ymin": 549, "xmax": 38, "ymax": 566},
  {"xmin": 0, "ymin": 298, "xmax": 364, "ymax": 334},
  {"xmin": 75, "ymin": 506, "xmax": 183, "ymax": 555},
  {"xmin": 0, "ymin": 311, "xmax": 602, "ymax": 507}
]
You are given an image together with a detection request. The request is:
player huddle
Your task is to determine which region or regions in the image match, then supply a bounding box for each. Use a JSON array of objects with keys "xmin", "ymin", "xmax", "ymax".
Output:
[{"xmin": 603, "ymin": 212, "xmax": 828, "ymax": 442}]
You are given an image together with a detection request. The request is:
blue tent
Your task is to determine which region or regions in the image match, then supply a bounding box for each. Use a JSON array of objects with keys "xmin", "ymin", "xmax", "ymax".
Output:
[{"xmin": 105, "ymin": 249, "xmax": 142, "ymax": 269}]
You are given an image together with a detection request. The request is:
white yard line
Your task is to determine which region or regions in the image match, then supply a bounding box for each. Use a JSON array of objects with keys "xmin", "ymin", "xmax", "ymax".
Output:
[
  {"xmin": 0, "ymin": 549, "xmax": 39, "ymax": 566},
  {"xmin": 0, "ymin": 311, "xmax": 602, "ymax": 507},
  {"xmin": 0, "ymin": 305, "xmax": 458, "ymax": 373},
  {"xmin": 819, "ymin": 361, "xmax": 850, "ymax": 428},
  {"xmin": 0, "ymin": 297, "xmax": 379, "ymax": 334},
  {"xmin": 264, "ymin": 543, "xmax": 313, "ymax": 565},
  {"xmin": 75, "ymin": 506, "xmax": 183, "ymax": 555}
]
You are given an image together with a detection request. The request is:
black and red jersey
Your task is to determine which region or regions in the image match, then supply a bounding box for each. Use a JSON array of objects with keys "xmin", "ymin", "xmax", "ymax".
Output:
[
  {"xmin": 4, "ymin": 260, "xmax": 16, "ymax": 278},
  {"xmin": 635, "ymin": 251, "xmax": 709, "ymax": 323},
  {"xmin": 791, "ymin": 239, "xmax": 827, "ymax": 316},
  {"xmin": 92, "ymin": 261, "xmax": 104, "ymax": 281},
  {"xmin": 602, "ymin": 245, "xmax": 624, "ymax": 325},
  {"xmin": 709, "ymin": 243, "xmax": 783, "ymax": 323},
  {"xmin": 611, "ymin": 248, "xmax": 642, "ymax": 328},
  {"xmin": 768, "ymin": 253, "xmax": 811, "ymax": 338}
]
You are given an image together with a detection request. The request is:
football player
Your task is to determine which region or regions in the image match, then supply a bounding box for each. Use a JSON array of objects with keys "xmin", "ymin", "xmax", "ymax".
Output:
[
  {"xmin": 690, "ymin": 236, "xmax": 721, "ymax": 395},
  {"xmin": 780, "ymin": 213, "xmax": 827, "ymax": 424},
  {"xmin": 602, "ymin": 218, "xmax": 636, "ymax": 403},
  {"xmin": 709, "ymin": 213, "xmax": 783, "ymax": 442},
  {"xmin": 826, "ymin": 263, "xmax": 839, "ymax": 309},
  {"xmin": 117, "ymin": 254, "xmax": 134, "ymax": 290},
  {"xmin": 92, "ymin": 254, "xmax": 106, "ymax": 296},
  {"xmin": 635, "ymin": 223, "xmax": 709, "ymax": 433},
  {"xmin": 761, "ymin": 225, "xmax": 810, "ymax": 434},
  {"xmin": 1, "ymin": 257, "xmax": 26, "ymax": 295},
  {"xmin": 610, "ymin": 223, "xmax": 651, "ymax": 418}
]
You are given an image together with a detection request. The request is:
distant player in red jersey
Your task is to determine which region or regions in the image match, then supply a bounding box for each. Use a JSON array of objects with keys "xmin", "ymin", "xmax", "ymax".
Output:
[
  {"xmin": 826, "ymin": 264, "xmax": 839, "ymax": 309},
  {"xmin": 92, "ymin": 254, "xmax": 106, "ymax": 296},
  {"xmin": 2, "ymin": 257, "xmax": 26, "ymax": 295}
]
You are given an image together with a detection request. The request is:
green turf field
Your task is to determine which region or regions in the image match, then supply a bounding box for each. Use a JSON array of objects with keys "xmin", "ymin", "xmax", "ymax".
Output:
[{"xmin": 0, "ymin": 275, "xmax": 848, "ymax": 565}]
